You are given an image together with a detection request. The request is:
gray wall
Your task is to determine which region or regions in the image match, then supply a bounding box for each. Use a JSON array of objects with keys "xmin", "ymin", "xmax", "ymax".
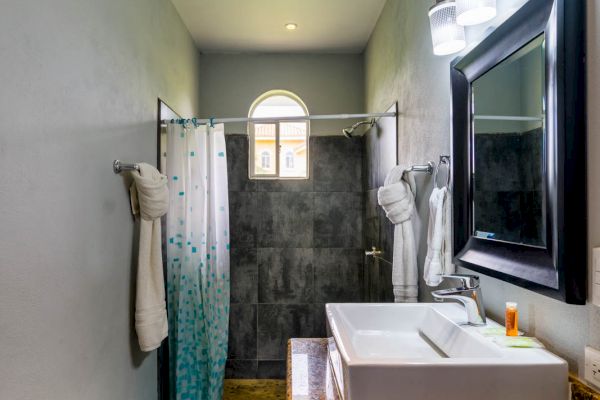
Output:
[
  {"xmin": 198, "ymin": 54, "xmax": 364, "ymax": 136},
  {"xmin": 0, "ymin": 1, "xmax": 201, "ymax": 399},
  {"xmin": 364, "ymin": 0, "xmax": 600, "ymax": 377},
  {"xmin": 225, "ymin": 135, "xmax": 364, "ymax": 379}
]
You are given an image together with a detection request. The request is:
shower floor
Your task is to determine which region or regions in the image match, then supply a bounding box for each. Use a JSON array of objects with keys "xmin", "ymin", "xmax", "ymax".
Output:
[{"xmin": 223, "ymin": 379, "xmax": 286, "ymax": 400}]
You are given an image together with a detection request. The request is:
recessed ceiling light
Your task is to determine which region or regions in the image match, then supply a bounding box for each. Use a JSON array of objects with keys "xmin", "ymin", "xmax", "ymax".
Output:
[{"xmin": 285, "ymin": 23, "xmax": 298, "ymax": 31}]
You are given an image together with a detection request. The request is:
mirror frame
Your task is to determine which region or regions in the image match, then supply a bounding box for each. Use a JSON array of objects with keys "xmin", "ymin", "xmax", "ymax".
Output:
[{"xmin": 450, "ymin": 0, "xmax": 586, "ymax": 304}]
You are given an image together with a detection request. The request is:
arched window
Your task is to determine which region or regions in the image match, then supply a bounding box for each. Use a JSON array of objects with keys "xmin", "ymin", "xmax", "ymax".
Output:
[
  {"xmin": 248, "ymin": 90, "xmax": 309, "ymax": 179},
  {"xmin": 284, "ymin": 150, "xmax": 294, "ymax": 169},
  {"xmin": 261, "ymin": 151, "xmax": 271, "ymax": 170}
]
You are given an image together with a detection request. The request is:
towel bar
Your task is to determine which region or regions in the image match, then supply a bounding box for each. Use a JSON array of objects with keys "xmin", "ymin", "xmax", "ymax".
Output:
[
  {"xmin": 408, "ymin": 161, "xmax": 435, "ymax": 175},
  {"xmin": 113, "ymin": 160, "xmax": 140, "ymax": 174}
]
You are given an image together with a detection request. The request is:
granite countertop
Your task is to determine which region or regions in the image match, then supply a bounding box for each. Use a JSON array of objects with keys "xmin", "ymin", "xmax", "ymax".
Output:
[
  {"xmin": 571, "ymin": 376, "xmax": 600, "ymax": 400},
  {"xmin": 287, "ymin": 338, "xmax": 600, "ymax": 400},
  {"xmin": 287, "ymin": 338, "xmax": 340, "ymax": 400}
]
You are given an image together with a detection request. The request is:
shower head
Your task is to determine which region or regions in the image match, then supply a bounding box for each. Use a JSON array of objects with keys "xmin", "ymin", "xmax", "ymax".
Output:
[{"xmin": 342, "ymin": 119, "xmax": 375, "ymax": 138}]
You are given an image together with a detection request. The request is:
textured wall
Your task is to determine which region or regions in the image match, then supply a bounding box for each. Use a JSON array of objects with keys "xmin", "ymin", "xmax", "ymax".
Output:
[
  {"xmin": 225, "ymin": 135, "xmax": 364, "ymax": 378},
  {"xmin": 198, "ymin": 54, "xmax": 364, "ymax": 136},
  {"xmin": 0, "ymin": 1, "xmax": 201, "ymax": 399},
  {"xmin": 364, "ymin": 0, "xmax": 600, "ymax": 377}
]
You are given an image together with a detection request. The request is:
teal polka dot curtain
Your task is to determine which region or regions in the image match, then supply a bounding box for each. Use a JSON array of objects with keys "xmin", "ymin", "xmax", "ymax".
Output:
[{"xmin": 165, "ymin": 121, "xmax": 230, "ymax": 400}]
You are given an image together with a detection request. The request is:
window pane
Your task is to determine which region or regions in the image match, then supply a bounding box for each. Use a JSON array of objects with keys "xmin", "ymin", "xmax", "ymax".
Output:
[
  {"xmin": 253, "ymin": 123, "xmax": 276, "ymax": 175},
  {"xmin": 251, "ymin": 95, "xmax": 305, "ymax": 118},
  {"xmin": 279, "ymin": 122, "xmax": 307, "ymax": 178}
]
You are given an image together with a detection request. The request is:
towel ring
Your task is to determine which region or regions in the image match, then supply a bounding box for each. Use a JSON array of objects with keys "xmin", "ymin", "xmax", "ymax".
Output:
[{"xmin": 434, "ymin": 155, "xmax": 451, "ymax": 189}]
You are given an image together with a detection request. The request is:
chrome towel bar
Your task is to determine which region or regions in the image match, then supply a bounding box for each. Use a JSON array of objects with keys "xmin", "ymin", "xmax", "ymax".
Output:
[
  {"xmin": 408, "ymin": 161, "xmax": 436, "ymax": 175},
  {"xmin": 113, "ymin": 160, "xmax": 140, "ymax": 174}
]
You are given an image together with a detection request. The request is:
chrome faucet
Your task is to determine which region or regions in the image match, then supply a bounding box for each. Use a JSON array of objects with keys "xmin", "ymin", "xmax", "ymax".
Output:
[
  {"xmin": 364, "ymin": 246, "xmax": 383, "ymax": 257},
  {"xmin": 431, "ymin": 274, "xmax": 487, "ymax": 326}
]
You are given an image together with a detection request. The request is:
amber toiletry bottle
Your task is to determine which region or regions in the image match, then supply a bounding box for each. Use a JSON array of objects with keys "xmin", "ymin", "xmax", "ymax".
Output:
[{"xmin": 505, "ymin": 302, "xmax": 518, "ymax": 336}]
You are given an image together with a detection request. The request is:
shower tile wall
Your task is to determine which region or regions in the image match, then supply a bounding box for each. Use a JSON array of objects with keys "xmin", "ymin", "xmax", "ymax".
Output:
[
  {"xmin": 363, "ymin": 124, "xmax": 396, "ymax": 302},
  {"xmin": 474, "ymin": 129, "xmax": 544, "ymax": 245},
  {"xmin": 225, "ymin": 135, "xmax": 365, "ymax": 379}
]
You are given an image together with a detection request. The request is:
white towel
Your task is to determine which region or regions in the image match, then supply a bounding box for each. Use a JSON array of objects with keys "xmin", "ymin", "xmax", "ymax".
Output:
[
  {"xmin": 130, "ymin": 163, "xmax": 169, "ymax": 352},
  {"xmin": 423, "ymin": 187, "xmax": 454, "ymax": 286},
  {"xmin": 377, "ymin": 166, "xmax": 418, "ymax": 303}
]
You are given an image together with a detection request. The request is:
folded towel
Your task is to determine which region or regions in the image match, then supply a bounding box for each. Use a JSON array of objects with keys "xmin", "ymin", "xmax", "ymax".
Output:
[
  {"xmin": 378, "ymin": 166, "xmax": 418, "ymax": 303},
  {"xmin": 130, "ymin": 163, "xmax": 169, "ymax": 352},
  {"xmin": 423, "ymin": 187, "xmax": 454, "ymax": 286}
]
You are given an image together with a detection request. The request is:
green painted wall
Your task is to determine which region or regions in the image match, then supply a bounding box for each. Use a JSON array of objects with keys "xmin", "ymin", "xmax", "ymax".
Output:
[
  {"xmin": 0, "ymin": 0, "xmax": 201, "ymax": 398},
  {"xmin": 198, "ymin": 54, "xmax": 364, "ymax": 136}
]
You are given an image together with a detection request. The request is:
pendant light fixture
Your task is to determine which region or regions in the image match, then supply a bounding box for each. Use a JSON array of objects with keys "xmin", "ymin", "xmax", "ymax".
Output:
[
  {"xmin": 456, "ymin": 0, "xmax": 497, "ymax": 26},
  {"xmin": 428, "ymin": 0, "xmax": 466, "ymax": 56}
]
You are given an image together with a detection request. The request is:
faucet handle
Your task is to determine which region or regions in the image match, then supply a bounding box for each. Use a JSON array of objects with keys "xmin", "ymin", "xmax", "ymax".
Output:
[{"xmin": 439, "ymin": 274, "xmax": 480, "ymax": 289}]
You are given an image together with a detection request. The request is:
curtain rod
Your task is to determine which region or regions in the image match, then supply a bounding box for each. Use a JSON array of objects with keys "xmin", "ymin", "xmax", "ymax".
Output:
[{"xmin": 161, "ymin": 112, "xmax": 396, "ymax": 125}]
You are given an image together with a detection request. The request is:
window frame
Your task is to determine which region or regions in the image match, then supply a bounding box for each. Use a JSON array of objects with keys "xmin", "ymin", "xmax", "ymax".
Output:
[{"xmin": 248, "ymin": 90, "xmax": 310, "ymax": 180}]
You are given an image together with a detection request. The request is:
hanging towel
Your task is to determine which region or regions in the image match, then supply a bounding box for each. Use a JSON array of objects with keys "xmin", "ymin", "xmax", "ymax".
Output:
[
  {"xmin": 423, "ymin": 187, "xmax": 454, "ymax": 286},
  {"xmin": 377, "ymin": 166, "xmax": 418, "ymax": 303},
  {"xmin": 130, "ymin": 163, "xmax": 169, "ymax": 352}
]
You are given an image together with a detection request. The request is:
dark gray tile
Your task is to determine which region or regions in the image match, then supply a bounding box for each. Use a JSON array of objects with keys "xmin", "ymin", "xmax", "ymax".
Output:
[
  {"xmin": 378, "ymin": 259, "xmax": 394, "ymax": 302},
  {"xmin": 258, "ymin": 248, "xmax": 313, "ymax": 304},
  {"xmin": 230, "ymin": 248, "xmax": 258, "ymax": 304},
  {"xmin": 257, "ymin": 192, "xmax": 313, "ymax": 248},
  {"xmin": 474, "ymin": 133, "xmax": 522, "ymax": 192},
  {"xmin": 365, "ymin": 256, "xmax": 380, "ymax": 302},
  {"xmin": 229, "ymin": 191, "xmax": 257, "ymax": 248},
  {"xmin": 257, "ymin": 360, "xmax": 287, "ymax": 379},
  {"xmin": 257, "ymin": 304, "xmax": 314, "ymax": 360},
  {"xmin": 226, "ymin": 135, "xmax": 256, "ymax": 192},
  {"xmin": 312, "ymin": 303, "xmax": 327, "ymax": 338},
  {"xmin": 225, "ymin": 359, "xmax": 257, "ymax": 379},
  {"xmin": 364, "ymin": 217, "xmax": 380, "ymax": 249},
  {"xmin": 312, "ymin": 136, "xmax": 363, "ymax": 192},
  {"xmin": 228, "ymin": 303, "xmax": 257, "ymax": 359},
  {"xmin": 314, "ymin": 248, "xmax": 364, "ymax": 303},
  {"xmin": 365, "ymin": 189, "xmax": 379, "ymax": 219},
  {"xmin": 257, "ymin": 178, "xmax": 313, "ymax": 192},
  {"xmin": 314, "ymin": 192, "xmax": 363, "ymax": 248}
]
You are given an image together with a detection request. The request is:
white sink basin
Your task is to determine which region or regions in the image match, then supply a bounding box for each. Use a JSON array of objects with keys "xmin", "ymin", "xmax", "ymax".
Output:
[{"xmin": 326, "ymin": 303, "xmax": 567, "ymax": 400}]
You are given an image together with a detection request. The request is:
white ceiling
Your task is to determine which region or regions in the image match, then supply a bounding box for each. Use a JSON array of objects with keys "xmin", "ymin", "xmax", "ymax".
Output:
[{"xmin": 170, "ymin": 0, "xmax": 387, "ymax": 53}]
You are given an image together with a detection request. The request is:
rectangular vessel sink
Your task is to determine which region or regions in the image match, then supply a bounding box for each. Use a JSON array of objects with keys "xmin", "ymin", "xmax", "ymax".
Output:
[{"xmin": 326, "ymin": 303, "xmax": 567, "ymax": 400}]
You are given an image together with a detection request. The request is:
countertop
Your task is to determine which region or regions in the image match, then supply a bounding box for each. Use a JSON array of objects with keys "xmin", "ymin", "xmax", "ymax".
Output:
[
  {"xmin": 286, "ymin": 338, "xmax": 600, "ymax": 400},
  {"xmin": 571, "ymin": 376, "xmax": 600, "ymax": 400},
  {"xmin": 286, "ymin": 338, "xmax": 340, "ymax": 400}
]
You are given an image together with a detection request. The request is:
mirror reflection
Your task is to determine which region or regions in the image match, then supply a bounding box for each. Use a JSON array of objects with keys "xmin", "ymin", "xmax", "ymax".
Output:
[{"xmin": 472, "ymin": 34, "xmax": 546, "ymax": 247}]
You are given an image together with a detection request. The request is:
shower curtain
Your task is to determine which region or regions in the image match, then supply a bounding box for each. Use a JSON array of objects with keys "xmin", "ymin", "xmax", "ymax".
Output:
[{"xmin": 166, "ymin": 121, "xmax": 230, "ymax": 400}]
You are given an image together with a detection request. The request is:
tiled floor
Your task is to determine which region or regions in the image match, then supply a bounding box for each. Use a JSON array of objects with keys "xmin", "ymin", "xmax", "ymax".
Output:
[{"xmin": 223, "ymin": 379, "xmax": 286, "ymax": 400}]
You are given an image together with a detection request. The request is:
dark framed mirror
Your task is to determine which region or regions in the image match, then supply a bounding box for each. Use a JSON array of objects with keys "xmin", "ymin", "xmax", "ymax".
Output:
[{"xmin": 451, "ymin": 0, "xmax": 586, "ymax": 303}]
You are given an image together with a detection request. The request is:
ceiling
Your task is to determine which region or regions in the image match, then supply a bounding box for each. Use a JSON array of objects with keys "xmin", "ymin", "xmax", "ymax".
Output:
[{"xmin": 170, "ymin": 0, "xmax": 387, "ymax": 53}]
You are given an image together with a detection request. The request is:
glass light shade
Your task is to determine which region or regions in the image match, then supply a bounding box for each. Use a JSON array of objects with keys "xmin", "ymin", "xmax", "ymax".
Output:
[
  {"xmin": 428, "ymin": 1, "xmax": 466, "ymax": 56},
  {"xmin": 456, "ymin": 0, "xmax": 497, "ymax": 26}
]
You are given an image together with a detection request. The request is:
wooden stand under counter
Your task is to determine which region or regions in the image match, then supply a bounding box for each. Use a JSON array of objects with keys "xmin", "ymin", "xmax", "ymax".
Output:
[{"xmin": 287, "ymin": 338, "xmax": 340, "ymax": 400}]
